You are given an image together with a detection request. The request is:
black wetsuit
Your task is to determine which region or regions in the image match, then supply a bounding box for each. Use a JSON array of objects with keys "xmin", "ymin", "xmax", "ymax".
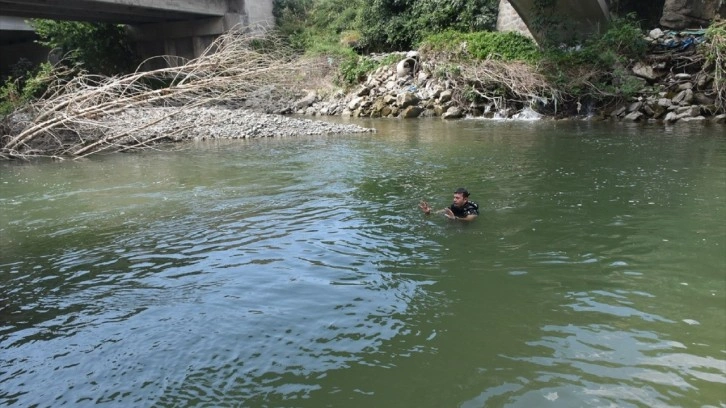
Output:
[{"xmin": 450, "ymin": 201, "xmax": 479, "ymax": 218}]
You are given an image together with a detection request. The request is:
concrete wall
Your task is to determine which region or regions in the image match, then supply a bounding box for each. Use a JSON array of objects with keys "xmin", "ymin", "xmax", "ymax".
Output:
[
  {"xmin": 496, "ymin": 0, "xmax": 534, "ymax": 39},
  {"xmin": 238, "ymin": 0, "xmax": 275, "ymax": 29},
  {"xmin": 0, "ymin": 0, "xmax": 228, "ymax": 23},
  {"xmin": 504, "ymin": 0, "xmax": 611, "ymax": 44}
]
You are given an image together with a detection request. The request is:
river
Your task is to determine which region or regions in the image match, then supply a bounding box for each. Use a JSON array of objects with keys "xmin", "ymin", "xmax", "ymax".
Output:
[{"xmin": 1, "ymin": 118, "xmax": 724, "ymax": 407}]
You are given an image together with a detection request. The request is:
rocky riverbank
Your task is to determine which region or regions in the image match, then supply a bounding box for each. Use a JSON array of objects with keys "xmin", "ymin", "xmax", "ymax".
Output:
[{"xmin": 288, "ymin": 29, "xmax": 725, "ymax": 124}]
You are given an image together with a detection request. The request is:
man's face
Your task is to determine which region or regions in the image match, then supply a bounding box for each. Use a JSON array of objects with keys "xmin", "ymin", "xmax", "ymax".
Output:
[{"xmin": 452, "ymin": 193, "xmax": 467, "ymax": 208}]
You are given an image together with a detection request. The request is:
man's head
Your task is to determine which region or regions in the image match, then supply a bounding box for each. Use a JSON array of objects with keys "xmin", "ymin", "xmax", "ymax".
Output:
[{"xmin": 452, "ymin": 187, "xmax": 470, "ymax": 207}]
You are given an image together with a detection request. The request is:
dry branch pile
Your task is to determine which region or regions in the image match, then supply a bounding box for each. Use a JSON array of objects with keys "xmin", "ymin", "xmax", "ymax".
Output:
[
  {"xmin": 456, "ymin": 59, "xmax": 560, "ymax": 112},
  {"xmin": 0, "ymin": 31, "xmax": 328, "ymax": 160}
]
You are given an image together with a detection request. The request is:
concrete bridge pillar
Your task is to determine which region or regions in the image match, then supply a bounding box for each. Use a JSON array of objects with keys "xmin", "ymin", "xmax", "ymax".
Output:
[
  {"xmin": 496, "ymin": 0, "xmax": 534, "ymax": 39},
  {"xmin": 501, "ymin": 0, "xmax": 611, "ymax": 44}
]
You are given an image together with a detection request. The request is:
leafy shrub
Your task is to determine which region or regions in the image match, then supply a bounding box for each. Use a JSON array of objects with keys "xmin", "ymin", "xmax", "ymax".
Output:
[
  {"xmin": 0, "ymin": 62, "xmax": 55, "ymax": 115},
  {"xmin": 274, "ymin": 0, "xmax": 499, "ymax": 54},
  {"xmin": 357, "ymin": 0, "xmax": 498, "ymax": 52},
  {"xmin": 594, "ymin": 13, "xmax": 648, "ymax": 60},
  {"xmin": 274, "ymin": 0, "xmax": 363, "ymax": 52},
  {"xmin": 537, "ymin": 13, "xmax": 648, "ymax": 102},
  {"xmin": 336, "ymin": 53, "xmax": 378, "ymax": 86},
  {"xmin": 421, "ymin": 30, "xmax": 540, "ymax": 62},
  {"xmin": 332, "ymin": 51, "xmax": 402, "ymax": 86}
]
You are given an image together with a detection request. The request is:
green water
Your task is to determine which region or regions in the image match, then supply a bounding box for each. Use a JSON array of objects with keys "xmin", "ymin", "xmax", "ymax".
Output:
[{"xmin": 1, "ymin": 119, "xmax": 724, "ymax": 407}]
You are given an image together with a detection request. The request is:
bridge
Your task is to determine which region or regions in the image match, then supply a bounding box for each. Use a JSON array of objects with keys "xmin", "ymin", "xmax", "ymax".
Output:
[
  {"xmin": 0, "ymin": 0, "xmax": 610, "ymax": 76},
  {"xmin": 0, "ymin": 0, "xmax": 274, "ymax": 75}
]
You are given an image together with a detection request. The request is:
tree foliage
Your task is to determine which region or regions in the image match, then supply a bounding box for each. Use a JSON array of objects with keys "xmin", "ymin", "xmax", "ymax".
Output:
[
  {"xmin": 421, "ymin": 30, "xmax": 540, "ymax": 62},
  {"xmin": 274, "ymin": 0, "xmax": 499, "ymax": 53},
  {"xmin": 274, "ymin": 0, "xmax": 364, "ymax": 51},
  {"xmin": 30, "ymin": 19, "xmax": 138, "ymax": 75},
  {"xmin": 357, "ymin": 0, "xmax": 499, "ymax": 52},
  {"xmin": 0, "ymin": 62, "xmax": 55, "ymax": 115}
]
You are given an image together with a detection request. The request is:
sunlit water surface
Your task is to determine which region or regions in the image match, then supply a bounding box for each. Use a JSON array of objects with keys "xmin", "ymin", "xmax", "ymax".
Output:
[{"xmin": 1, "ymin": 119, "xmax": 724, "ymax": 407}]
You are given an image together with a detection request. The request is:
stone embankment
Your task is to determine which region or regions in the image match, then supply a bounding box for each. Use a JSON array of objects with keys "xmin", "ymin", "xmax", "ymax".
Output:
[{"xmin": 291, "ymin": 33, "xmax": 725, "ymax": 124}]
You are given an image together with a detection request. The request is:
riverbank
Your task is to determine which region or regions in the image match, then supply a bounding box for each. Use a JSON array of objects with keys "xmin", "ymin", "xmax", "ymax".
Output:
[
  {"xmin": 287, "ymin": 28, "xmax": 725, "ymax": 124},
  {"xmin": 2, "ymin": 25, "xmax": 723, "ymax": 160}
]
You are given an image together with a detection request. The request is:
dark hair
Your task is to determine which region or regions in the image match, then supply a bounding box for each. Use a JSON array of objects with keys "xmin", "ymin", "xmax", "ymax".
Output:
[{"xmin": 454, "ymin": 187, "xmax": 469, "ymax": 197}]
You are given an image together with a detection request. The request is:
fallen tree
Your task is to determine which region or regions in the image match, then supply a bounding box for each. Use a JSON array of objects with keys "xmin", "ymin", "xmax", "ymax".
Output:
[{"xmin": 0, "ymin": 29, "xmax": 322, "ymax": 160}]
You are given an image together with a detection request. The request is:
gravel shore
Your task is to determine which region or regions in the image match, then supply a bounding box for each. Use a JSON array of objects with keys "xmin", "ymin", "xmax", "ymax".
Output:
[
  {"xmin": 1, "ymin": 105, "xmax": 374, "ymax": 158},
  {"xmin": 102, "ymin": 106, "xmax": 375, "ymax": 142}
]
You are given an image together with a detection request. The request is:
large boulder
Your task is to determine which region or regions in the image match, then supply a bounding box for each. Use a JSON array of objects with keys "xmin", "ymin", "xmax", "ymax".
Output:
[
  {"xmin": 442, "ymin": 106, "xmax": 464, "ymax": 119},
  {"xmin": 632, "ymin": 62, "xmax": 663, "ymax": 82},
  {"xmin": 660, "ymin": 0, "xmax": 725, "ymax": 29},
  {"xmin": 370, "ymin": 98, "xmax": 389, "ymax": 118},
  {"xmin": 623, "ymin": 111, "xmax": 644, "ymax": 121},
  {"xmin": 396, "ymin": 92, "xmax": 420, "ymax": 109},
  {"xmin": 401, "ymin": 106, "xmax": 423, "ymax": 118}
]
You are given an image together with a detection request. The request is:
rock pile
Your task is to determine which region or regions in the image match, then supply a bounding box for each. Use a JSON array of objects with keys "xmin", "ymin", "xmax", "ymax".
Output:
[
  {"xmin": 610, "ymin": 27, "xmax": 725, "ymax": 124},
  {"xmin": 293, "ymin": 52, "xmax": 472, "ymax": 120}
]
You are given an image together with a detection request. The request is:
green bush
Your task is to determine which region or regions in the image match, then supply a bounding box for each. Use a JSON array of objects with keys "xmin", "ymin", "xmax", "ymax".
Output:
[
  {"xmin": 274, "ymin": 0, "xmax": 363, "ymax": 53},
  {"xmin": 421, "ymin": 30, "xmax": 540, "ymax": 62},
  {"xmin": 594, "ymin": 13, "xmax": 648, "ymax": 60},
  {"xmin": 0, "ymin": 62, "xmax": 55, "ymax": 115},
  {"xmin": 335, "ymin": 52, "xmax": 399, "ymax": 86},
  {"xmin": 702, "ymin": 21, "xmax": 725, "ymax": 110},
  {"xmin": 537, "ymin": 13, "xmax": 648, "ymax": 102},
  {"xmin": 337, "ymin": 54, "xmax": 376, "ymax": 85},
  {"xmin": 274, "ymin": 0, "xmax": 499, "ymax": 54},
  {"xmin": 357, "ymin": 0, "xmax": 498, "ymax": 52}
]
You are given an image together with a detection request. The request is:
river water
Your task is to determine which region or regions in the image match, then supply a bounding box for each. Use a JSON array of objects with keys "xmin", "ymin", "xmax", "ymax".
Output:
[{"xmin": 1, "ymin": 118, "xmax": 724, "ymax": 407}]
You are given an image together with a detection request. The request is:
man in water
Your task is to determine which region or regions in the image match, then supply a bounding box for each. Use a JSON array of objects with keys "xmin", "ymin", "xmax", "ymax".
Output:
[{"xmin": 419, "ymin": 187, "xmax": 479, "ymax": 221}]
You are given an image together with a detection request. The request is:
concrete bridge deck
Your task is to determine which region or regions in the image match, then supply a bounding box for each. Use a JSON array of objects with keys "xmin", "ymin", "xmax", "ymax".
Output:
[
  {"xmin": 0, "ymin": 0, "xmax": 274, "ymax": 74},
  {"xmin": 0, "ymin": 0, "xmax": 228, "ymax": 24}
]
